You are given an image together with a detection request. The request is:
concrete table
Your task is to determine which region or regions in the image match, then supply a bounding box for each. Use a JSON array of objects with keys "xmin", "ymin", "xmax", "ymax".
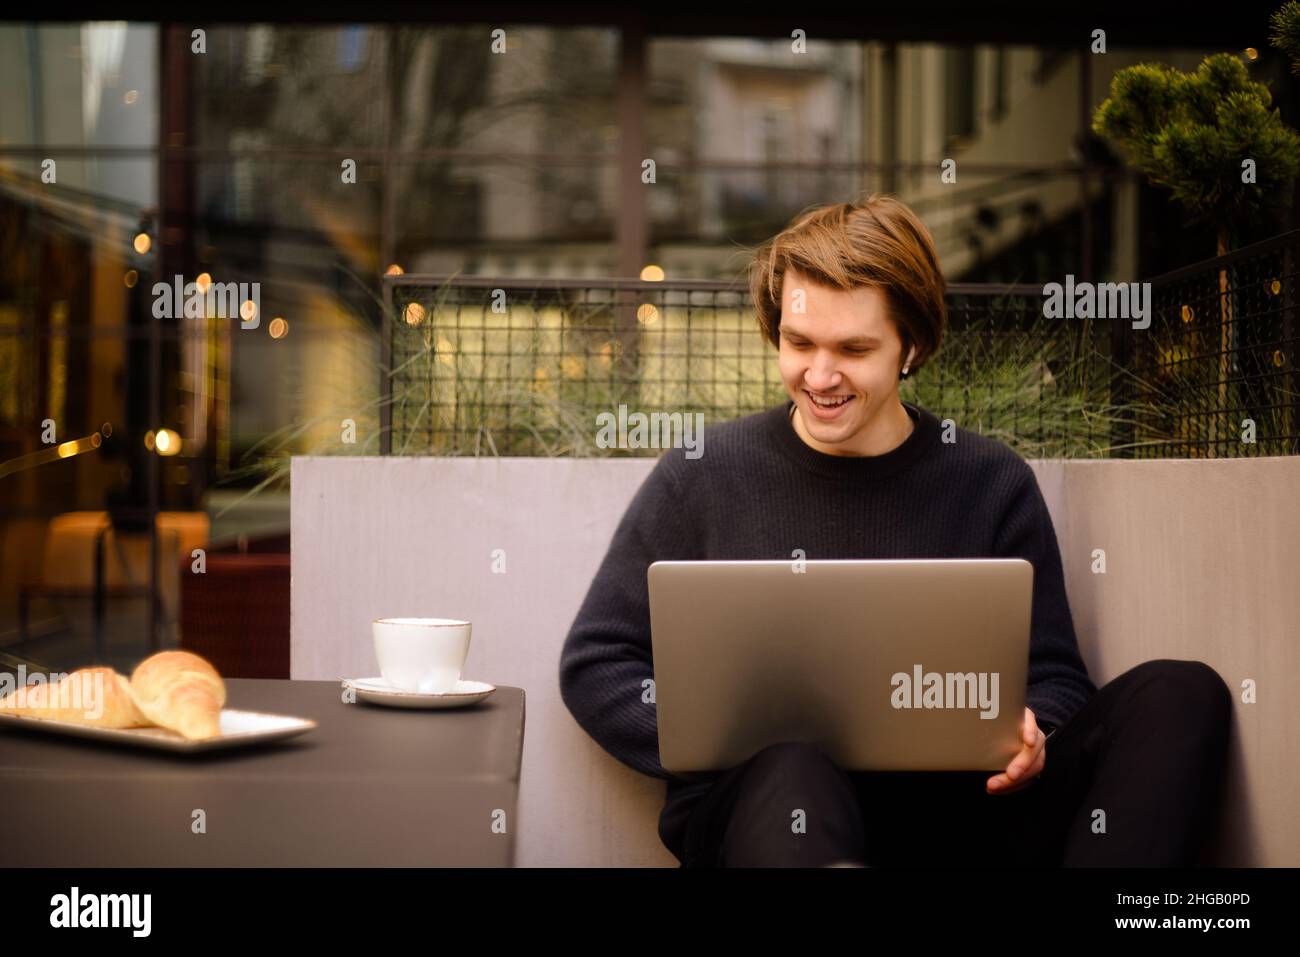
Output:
[{"xmin": 0, "ymin": 678, "xmax": 525, "ymax": 866}]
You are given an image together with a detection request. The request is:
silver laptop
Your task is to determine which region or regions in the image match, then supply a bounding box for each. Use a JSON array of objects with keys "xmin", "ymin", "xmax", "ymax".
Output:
[{"xmin": 648, "ymin": 559, "xmax": 1032, "ymax": 773}]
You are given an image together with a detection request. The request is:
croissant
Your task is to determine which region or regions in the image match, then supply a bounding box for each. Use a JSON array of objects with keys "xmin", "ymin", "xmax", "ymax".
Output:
[
  {"xmin": 0, "ymin": 666, "xmax": 150, "ymax": 728},
  {"xmin": 129, "ymin": 650, "xmax": 226, "ymax": 740}
]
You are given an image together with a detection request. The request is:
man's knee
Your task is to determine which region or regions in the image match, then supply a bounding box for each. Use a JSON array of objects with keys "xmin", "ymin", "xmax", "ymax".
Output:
[
  {"xmin": 732, "ymin": 741, "xmax": 854, "ymax": 818},
  {"xmin": 744, "ymin": 740, "xmax": 843, "ymax": 778},
  {"xmin": 722, "ymin": 741, "xmax": 863, "ymax": 866},
  {"xmin": 1123, "ymin": 659, "xmax": 1232, "ymax": 743},
  {"xmin": 1132, "ymin": 659, "xmax": 1230, "ymax": 711}
]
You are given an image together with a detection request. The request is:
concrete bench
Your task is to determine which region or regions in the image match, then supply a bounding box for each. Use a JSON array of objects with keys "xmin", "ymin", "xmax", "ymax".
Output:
[{"xmin": 290, "ymin": 454, "xmax": 1299, "ymax": 866}]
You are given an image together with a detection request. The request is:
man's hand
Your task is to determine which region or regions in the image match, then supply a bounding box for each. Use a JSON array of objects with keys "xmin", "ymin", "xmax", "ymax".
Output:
[{"xmin": 986, "ymin": 707, "xmax": 1045, "ymax": 795}]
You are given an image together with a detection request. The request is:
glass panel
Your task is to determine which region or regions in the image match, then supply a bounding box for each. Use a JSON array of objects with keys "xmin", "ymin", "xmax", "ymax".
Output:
[
  {"xmin": 191, "ymin": 25, "xmax": 387, "ymax": 151},
  {"xmin": 0, "ymin": 23, "xmax": 159, "ymax": 152}
]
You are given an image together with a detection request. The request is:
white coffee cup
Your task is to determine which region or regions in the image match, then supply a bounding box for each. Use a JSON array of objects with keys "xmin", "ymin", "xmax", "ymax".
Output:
[{"xmin": 372, "ymin": 618, "xmax": 471, "ymax": 693}]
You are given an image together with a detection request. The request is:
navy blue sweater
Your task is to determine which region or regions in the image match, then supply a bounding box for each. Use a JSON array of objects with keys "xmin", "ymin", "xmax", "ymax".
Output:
[{"xmin": 559, "ymin": 399, "xmax": 1097, "ymax": 784}]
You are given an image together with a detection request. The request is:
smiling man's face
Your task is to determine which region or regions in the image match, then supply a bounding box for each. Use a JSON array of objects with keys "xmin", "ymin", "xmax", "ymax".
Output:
[{"xmin": 778, "ymin": 267, "xmax": 914, "ymax": 456}]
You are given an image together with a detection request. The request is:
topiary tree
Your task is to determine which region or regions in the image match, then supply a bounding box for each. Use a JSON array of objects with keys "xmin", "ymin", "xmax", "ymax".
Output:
[
  {"xmin": 1092, "ymin": 52, "xmax": 1300, "ymax": 451},
  {"xmin": 1272, "ymin": 1, "xmax": 1300, "ymax": 73},
  {"xmin": 1093, "ymin": 53, "xmax": 1299, "ymax": 255}
]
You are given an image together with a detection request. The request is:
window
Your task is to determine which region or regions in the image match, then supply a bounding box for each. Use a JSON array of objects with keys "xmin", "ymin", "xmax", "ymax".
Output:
[{"xmin": 945, "ymin": 47, "xmax": 976, "ymax": 146}]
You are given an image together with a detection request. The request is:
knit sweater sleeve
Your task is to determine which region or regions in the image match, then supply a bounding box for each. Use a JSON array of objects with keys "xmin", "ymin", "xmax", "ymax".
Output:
[
  {"xmin": 559, "ymin": 451, "xmax": 699, "ymax": 782},
  {"xmin": 992, "ymin": 458, "xmax": 1098, "ymax": 729}
]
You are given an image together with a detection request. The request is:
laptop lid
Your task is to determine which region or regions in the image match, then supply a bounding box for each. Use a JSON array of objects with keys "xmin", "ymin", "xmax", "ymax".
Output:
[{"xmin": 648, "ymin": 558, "xmax": 1031, "ymax": 772}]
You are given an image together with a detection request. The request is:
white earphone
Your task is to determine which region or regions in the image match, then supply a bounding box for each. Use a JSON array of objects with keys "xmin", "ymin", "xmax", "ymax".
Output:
[{"xmin": 901, "ymin": 346, "xmax": 917, "ymax": 379}]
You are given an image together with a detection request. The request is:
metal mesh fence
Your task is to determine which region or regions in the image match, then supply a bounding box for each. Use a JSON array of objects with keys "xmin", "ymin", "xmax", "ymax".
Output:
[
  {"xmin": 382, "ymin": 231, "xmax": 1300, "ymax": 459},
  {"xmin": 1136, "ymin": 231, "xmax": 1299, "ymax": 457}
]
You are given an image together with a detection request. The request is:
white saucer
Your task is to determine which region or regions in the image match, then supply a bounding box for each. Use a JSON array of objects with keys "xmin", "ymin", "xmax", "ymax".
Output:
[{"xmin": 341, "ymin": 677, "xmax": 496, "ymax": 710}]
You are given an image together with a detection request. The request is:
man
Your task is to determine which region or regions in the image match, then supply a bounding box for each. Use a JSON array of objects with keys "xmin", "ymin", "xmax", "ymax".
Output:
[{"xmin": 559, "ymin": 195, "xmax": 1231, "ymax": 868}]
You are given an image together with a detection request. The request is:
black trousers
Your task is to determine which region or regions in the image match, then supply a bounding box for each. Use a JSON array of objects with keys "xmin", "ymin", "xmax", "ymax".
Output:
[{"xmin": 658, "ymin": 659, "xmax": 1232, "ymax": 868}]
